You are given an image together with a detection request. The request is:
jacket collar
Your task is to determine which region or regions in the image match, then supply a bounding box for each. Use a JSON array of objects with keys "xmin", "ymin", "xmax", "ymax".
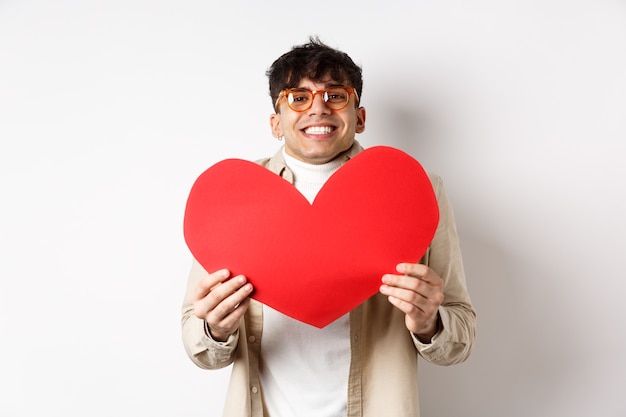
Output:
[{"xmin": 266, "ymin": 140, "xmax": 364, "ymax": 183}]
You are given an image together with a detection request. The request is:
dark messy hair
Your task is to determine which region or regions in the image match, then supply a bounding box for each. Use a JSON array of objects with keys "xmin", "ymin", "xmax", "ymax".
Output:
[{"xmin": 266, "ymin": 36, "xmax": 363, "ymax": 111}]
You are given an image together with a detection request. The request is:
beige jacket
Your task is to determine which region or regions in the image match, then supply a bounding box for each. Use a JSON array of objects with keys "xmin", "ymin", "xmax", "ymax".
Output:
[{"xmin": 181, "ymin": 141, "xmax": 476, "ymax": 417}]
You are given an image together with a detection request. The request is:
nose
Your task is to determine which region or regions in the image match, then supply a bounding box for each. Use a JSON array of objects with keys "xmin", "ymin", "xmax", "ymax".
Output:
[{"xmin": 307, "ymin": 91, "xmax": 331, "ymax": 115}]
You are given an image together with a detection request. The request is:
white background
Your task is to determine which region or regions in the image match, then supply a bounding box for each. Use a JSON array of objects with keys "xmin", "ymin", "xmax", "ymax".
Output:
[{"xmin": 1, "ymin": 1, "xmax": 625, "ymax": 416}]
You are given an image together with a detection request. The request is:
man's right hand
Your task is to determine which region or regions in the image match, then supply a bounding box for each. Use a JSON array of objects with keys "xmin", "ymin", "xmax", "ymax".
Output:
[{"xmin": 191, "ymin": 268, "xmax": 254, "ymax": 342}]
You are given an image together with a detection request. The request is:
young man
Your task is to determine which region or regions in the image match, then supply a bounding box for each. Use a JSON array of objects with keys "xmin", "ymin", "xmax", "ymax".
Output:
[{"xmin": 181, "ymin": 38, "xmax": 476, "ymax": 417}]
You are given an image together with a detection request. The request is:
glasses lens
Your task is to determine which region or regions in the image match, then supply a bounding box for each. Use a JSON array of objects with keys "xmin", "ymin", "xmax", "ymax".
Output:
[
  {"xmin": 287, "ymin": 89, "xmax": 312, "ymax": 111},
  {"xmin": 324, "ymin": 87, "xmax": 350, "ymax": 108}
]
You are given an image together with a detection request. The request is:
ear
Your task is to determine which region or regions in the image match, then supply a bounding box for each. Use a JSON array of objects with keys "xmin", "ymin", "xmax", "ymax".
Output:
[
  {"xmin": 355, "ymin": 107, "xmax": 366, "ymax": 134},
  {"xmin": 270, "ymin": 113, "xmax": 282, "ymax": 138}
]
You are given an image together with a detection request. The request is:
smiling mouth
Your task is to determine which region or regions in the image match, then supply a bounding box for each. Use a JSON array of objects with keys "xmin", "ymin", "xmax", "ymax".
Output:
[{"xmin": 303, "ymin": 126, "xmax": 334, "ymax": 135}]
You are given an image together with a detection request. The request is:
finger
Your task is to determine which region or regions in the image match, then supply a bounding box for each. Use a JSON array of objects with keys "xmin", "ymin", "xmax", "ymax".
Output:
[
  {"xmin": 396, "ymin": 263, "xmax": 443, "ymax": 287},
  {"xmin": 386, "ymin": 293, "xmax": 423, "ymax": 316},
  {"xmin": 205, "ymin": 283, "xmax": 253, "ymax": 337},
  {"xmin": 396, "ymin": 263, "xmax": 428, "ymax": 279},
  {"xmin": 210, "ymin": 296, "xmax": 251, "ymax": 333},
  {"xmin": 194, "ymin": 275, "xmax": 249, "ymax": 318},
  {"xmin": 192, "ymin": 269, "xmax": 231, "ymax": 301},
  {"xmin": 382, "ymin": 273, "xmax": 427, "ymax": 293},
  {"xmin": 209, "ymin": 280, "xmax": 254, "ymax": 321},
  {"xmin": 380, "ymin": 281, "xmax": 424, "ymax": 306},
  {"xmin": 380, "ymin": 274, "xmax": 443, "ymax": 307},
  {"xmin": 207, "ymin": 297, "xmax": 252, "ymax": 341},
  {"xmin": 381, "ymin": 284, "xmax": 441, "ymax": 326}
]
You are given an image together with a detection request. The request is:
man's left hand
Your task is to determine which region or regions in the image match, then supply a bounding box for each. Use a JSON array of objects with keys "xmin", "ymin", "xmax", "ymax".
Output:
[{"xmin": 380, "ymin": 263, "xmax": 444, "ymax": 342}]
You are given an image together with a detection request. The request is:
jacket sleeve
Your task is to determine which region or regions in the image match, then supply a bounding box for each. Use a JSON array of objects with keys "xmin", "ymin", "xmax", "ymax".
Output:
[
  {"xmin": 414, "ymin": 174, "xmax": 477, "ymax": 365},
  {"xmin": 181, "ymin": 259, "xmax": 239, "ymax": 369}
]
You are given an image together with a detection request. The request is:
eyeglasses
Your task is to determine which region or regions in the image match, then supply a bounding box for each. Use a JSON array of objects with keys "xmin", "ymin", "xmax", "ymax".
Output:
[{"xmin": 274, "ymin": 86, "xmax": 359, "ymax": 112}]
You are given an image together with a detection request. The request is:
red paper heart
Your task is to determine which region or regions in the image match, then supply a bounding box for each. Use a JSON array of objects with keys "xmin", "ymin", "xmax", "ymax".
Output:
[{"xmin": 184, "ymin": 146, "xmax": 439, "ymax": 328}]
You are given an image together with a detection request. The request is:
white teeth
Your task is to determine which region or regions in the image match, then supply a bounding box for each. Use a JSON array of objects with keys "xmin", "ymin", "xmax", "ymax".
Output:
[{"xmin": 304, "ymin": 126, "xmax": 333, "ymax": 135}]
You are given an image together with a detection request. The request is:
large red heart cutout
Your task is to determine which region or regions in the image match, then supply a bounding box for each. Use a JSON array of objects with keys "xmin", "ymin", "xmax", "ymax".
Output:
[{"xmin": 184, "ymin": 146, "xmax": 439, "ymax": 328}]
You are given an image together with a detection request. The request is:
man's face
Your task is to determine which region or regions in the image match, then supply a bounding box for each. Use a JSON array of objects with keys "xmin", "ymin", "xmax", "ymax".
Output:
[{"xmin": 270, "ymin": 77, "xmax": 366, "ymax": 165}]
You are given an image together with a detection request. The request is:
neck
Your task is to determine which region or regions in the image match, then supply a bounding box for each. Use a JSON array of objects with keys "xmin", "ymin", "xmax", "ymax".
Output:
[{"xmin": 282, "ymin": 149, "xmax": 343, "ymax": 203}]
